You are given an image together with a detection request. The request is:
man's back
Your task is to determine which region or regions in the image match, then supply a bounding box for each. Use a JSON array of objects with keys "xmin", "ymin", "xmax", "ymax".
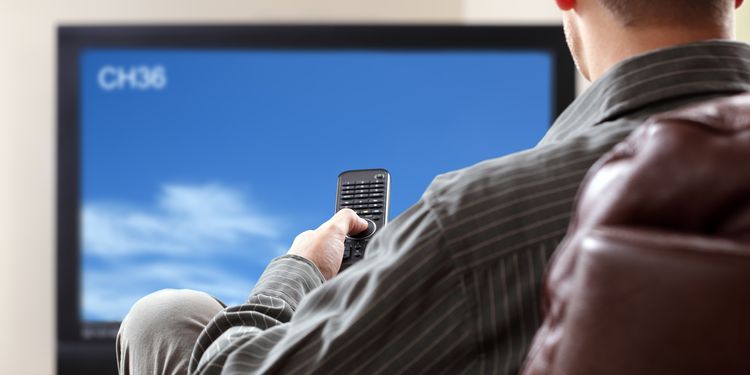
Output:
[{"xmin": 176, "ymin": 41, "xmax": 750, "ymax": 374}]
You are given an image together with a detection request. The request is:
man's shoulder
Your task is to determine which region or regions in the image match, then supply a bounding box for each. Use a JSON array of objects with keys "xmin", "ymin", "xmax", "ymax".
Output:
[
  {"xmin": 425, "ymin": 120, "xmax": 639, "ymax": 209},
  {"xmin": 422, "ymin": 121, "xmax": 639, "ymax": 266}
]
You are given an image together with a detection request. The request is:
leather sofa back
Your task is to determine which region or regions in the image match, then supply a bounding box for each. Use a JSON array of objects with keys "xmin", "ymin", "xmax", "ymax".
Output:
[{"xmin": 522, "ymin": 93, "xmax": 750, "ymax": 375}]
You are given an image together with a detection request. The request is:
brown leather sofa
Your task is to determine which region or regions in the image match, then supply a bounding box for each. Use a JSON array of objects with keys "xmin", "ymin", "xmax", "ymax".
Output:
[{"xmin": 522, "ymin": 93, "xmax": 750, "ymax": 375}]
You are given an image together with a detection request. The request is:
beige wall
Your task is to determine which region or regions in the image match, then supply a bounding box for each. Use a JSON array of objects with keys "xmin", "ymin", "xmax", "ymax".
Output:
[
  {"xmin": 739, "ymin": 4, "xmax": 750, "ymax": 42},
  {"xmin": 0, "ymin": 1, "xmax": 748, "ymax": 374},
  {"xmin": 464, "ymin": 0, "xmax": 561, "ymax": 23}
]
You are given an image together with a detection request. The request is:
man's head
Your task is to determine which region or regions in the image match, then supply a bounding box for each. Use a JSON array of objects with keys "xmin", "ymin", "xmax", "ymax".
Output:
[
  {"xmin": 598, "ymin": 0, "xmax": 736, "ymax": 27},
  {"xmin": 558, "ymin": 0, "xmax": 744, "ymax": 81}
]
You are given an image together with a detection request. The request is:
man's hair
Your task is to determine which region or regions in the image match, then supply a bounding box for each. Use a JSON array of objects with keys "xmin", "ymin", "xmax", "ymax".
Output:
[{"xmin": 599, "ymin": 0, "xmax": 731, "ymax": 26}]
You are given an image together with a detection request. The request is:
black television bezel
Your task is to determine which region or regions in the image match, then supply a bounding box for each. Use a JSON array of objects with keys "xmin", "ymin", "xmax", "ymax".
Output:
[{"xmin": 57, "ymin": 24, "xmax": 576, "ymax": 373}]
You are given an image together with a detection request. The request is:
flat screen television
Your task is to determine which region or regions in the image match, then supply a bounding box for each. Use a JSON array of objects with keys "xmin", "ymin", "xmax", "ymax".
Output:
[{"xmin": 57, "ymin": 25, "xmax": 576, "ymax": 373}]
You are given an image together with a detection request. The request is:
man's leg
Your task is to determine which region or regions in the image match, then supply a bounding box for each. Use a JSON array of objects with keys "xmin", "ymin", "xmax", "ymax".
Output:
[{"xmin": 116, "ymin": 289, "xmax": 225, "ymax": 375}]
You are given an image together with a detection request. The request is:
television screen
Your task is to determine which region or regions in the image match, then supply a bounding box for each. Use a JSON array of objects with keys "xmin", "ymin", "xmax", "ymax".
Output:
[
  {"xmin": 79, "ymin": 47, "xmax": 553, "ymax": 325},
  {"xmin": 58, "ymin": 31, "xmax": 575, "ymax": 371}
]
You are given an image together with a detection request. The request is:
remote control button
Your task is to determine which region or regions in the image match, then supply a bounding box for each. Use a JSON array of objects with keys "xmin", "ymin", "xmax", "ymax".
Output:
[
  {"xmin": 343, "ymin": 249, "xmax": 351, "ymax": 259},
  {"xmin": 342, "ymin": 195, "xmax": 354, "ymax": 199},
  {"xmin": 369, "ymin": 204, "xmax": 382, "ymax": 208},
  {"xmin": 370, "ymin": 193, "xmax": 384, "ymax": 198},
  {"xmin": 359, "ymin": 210, "xmax": 371, "ymax": 214},
  {"xmin": 374, "ymin": 173, "xmax": 386, "ymax": 179},
  {"xmin": 372, "ymin": 209, "xmax": 382, "ymax": 214},
  {"xmin": 370, "ymin": 199, "xmax": 384, "ymax": 203},
  {"xmin": 347, "ymin": 219, "xmax": 376, "ymax": 240}
]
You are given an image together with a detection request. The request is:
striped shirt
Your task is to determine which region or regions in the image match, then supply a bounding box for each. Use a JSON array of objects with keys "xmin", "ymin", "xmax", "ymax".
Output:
[{"xmin": 189, "ymin": 40, "xmax": 750, "ymax": 375}]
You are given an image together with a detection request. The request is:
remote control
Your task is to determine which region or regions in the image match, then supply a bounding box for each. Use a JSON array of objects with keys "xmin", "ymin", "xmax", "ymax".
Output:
[{"xmin": 335, "ymin": 169, "xmax": 391, "ymax": 271}]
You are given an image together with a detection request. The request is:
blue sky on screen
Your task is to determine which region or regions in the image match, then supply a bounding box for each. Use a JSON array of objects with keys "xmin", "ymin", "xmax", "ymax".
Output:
[{"xmin": 80, "ymin": 48, "xmax": 552, "ymax": 322}]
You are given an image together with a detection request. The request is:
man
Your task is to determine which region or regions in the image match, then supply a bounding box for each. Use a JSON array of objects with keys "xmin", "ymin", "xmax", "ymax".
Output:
[{"xmin": 118, "ymin": 0, "xmax": 750, "ymax": 374}]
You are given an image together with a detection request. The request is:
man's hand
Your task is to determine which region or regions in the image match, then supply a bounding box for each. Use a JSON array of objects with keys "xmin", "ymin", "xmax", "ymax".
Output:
[{"xmin": 288, "ymin": 209, "xmax": 369, "ymax": 280}]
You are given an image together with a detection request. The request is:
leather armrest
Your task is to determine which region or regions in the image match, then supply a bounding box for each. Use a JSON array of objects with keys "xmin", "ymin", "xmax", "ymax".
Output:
[{"xmin": 529, "ymin": 227, "xmax": 750, "ymax": 375}]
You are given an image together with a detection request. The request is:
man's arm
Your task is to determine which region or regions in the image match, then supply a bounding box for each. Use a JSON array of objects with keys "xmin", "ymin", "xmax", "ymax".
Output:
[{"xmin": 189, "ymin": 201, "xmax": 474, "ymax": 374}]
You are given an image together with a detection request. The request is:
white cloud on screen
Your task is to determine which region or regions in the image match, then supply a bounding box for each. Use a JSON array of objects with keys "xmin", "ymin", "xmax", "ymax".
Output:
[
  {"xmin": 83, "ymin": 183, "xmax": 282, "ymax": 256},
  {"xmin": 83, "ymin": 260, "xmax": 255, "ymax": 322}
]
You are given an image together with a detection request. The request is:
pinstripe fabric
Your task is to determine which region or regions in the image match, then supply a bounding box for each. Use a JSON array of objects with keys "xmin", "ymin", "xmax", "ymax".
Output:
[{"xmin": 188, "ymin": 41, "xmax": 750, "ymax": 375}]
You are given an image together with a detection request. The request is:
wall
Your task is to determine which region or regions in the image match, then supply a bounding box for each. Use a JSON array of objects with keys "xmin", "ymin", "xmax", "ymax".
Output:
[
  {"xmin": 464, "ymin": 0, "xmax": 560, "ymax": 23},
  {"xmin": 0, "ymin": 1, "xmax": 748, "ymax": 374},
  {"xmin": 739, "ymin": 4, "xmax": 750, "ymax": 42}
]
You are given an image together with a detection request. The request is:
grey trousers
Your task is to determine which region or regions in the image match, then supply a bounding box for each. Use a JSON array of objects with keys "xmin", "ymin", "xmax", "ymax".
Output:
[{"xmin": 116, "ymin": 289, "xmax": 225, "ymax": 375}]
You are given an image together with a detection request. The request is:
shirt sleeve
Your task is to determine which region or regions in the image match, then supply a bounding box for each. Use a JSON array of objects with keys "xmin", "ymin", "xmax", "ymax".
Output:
[{"xmin": 188, "ymin": 198, "xmax": 476, "ymax": 374}]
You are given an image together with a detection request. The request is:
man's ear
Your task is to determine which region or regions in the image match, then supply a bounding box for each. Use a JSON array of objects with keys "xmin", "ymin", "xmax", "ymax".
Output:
[
  {"xmin": 556, "ymin": 0, "xmax": 576, "ymax": 11},
  {"xmin": 738, "ymin": 0, "xmax": 744, "ymax": 9}
]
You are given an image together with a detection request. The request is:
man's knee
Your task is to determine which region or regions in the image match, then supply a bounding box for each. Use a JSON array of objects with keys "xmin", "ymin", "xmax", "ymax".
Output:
[
  {"xmin": 118, "ymin": 289, "xmax": 224, "ymax": 347},
  {"xmin": 117, "ymin": 289, "xmax": 224, "ymax": 374}
]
